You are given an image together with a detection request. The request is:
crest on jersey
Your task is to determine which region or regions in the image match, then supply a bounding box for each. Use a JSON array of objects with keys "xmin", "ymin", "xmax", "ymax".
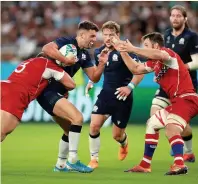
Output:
[
  {"xmin": 82, "ymin": 53, "xmax": 86, "ymax": 60},
  {"xmin": 112, "ymin": 54, "xmax": 118, "ymax": 61},
  {"xmin": 179, "ymin": 38, "xmax": 185, "ymax": 45},
  {"xmin": 166, "ymin": 36, "xmax": 170, "ymax": 43}
]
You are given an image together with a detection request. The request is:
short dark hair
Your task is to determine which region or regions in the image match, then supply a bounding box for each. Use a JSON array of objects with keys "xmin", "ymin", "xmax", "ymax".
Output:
[
  {"xmin": 102, "ymin": 21, "xmax": 120, "ymax": 34},
  {"xmin": 170, "ymin": 5, "xmax": 189, "ymax": 28},
  {"xmin": 142, "ymin": 32, "xmax": 164, "ymax": 47},
  {"xmin": 78, "ymin": 21, "xmax": 99, "ymax": 32}
]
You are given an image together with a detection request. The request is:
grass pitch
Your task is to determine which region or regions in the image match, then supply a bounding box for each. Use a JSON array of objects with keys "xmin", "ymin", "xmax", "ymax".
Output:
[{"xmin": 1, "ymin": 123, "xmax": 198, "ymax": 184}]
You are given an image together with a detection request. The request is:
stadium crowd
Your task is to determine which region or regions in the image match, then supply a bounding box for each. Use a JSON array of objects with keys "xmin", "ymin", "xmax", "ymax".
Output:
[{"xmin": 1, "ymin": 1, "xmax": 198, "ymax": 62}]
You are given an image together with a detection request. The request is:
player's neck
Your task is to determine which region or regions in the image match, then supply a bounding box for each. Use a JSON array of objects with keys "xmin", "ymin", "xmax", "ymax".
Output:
[
  {"xmin": 76, "ymin": 37, "xmax": 84, "ymax": 49},
  {"xmin": 172, "ymin": 25, "xmax": 185, "ymax": 37}
]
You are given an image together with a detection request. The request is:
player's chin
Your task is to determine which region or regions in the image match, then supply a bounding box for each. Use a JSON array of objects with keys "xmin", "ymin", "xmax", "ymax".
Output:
[{"xmin": 105, "ymin": 43, "xmax": 112, "ymax": 48}]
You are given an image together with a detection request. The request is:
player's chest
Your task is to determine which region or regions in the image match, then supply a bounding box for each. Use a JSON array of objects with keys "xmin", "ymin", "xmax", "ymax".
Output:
[
  {"xmin": 76, "ymin": 52, "xmax": 87, "ymax": 62},
  {"xmin": 105, "ymin": 52, "xmax": 123, "ymax": 70},
  {"xmin": 165, "ymin": 35, "xmax": 189, "ymax": 54}
]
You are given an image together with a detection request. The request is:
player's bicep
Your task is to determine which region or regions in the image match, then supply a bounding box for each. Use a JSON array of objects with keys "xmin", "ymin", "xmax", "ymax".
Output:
[{"xmin": 42, "ymin": 42, "xmax": 58, "ymax": 53}]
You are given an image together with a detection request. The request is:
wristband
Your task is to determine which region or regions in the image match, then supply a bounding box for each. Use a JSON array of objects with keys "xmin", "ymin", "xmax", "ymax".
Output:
[{"xmin": 127, "ymin": 82, "xmax": 135, "ymax": 90}]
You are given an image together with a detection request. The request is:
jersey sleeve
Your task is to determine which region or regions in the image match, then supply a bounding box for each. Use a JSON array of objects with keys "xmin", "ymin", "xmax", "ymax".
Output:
[
  {"xmin": 94, "ymin": 49, "xmax": 100, "ymax": 66},
  {"xmin": 144, "ymin": 60, "xmax": 155, "ymax": 72},
  {"xmin": 81, "ymin": 52, "xmax": 94, "ymax": 68},
  {"xmin": 129, "ymin": 53, "xmax": 141, "ymax": 63},
  {"xmin": 43, "ymin": 60, "xmax": 65, "ymax": 81},
  {"xmin": 189, "ymin": 32, "xmax": 198, "ymax": 55},
  {"xmin": 53, "ymin": 37, "xmax": 71, "ymax": 49}
]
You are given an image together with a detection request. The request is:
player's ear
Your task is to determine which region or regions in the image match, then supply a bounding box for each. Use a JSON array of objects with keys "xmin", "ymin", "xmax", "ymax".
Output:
[{"xmin": 153, "ymin": 43, "xmax": 159, "ymax": 49}]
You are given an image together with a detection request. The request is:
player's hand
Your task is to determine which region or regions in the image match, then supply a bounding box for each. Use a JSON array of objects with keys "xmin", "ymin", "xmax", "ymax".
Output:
[
  {"xmin": 114, "ymin": 86, "xmax": 132, "ymax": 101},
  {"xmin": 98, "ymin": 48, "xmax": 109, "ymax": 65},
  {"xmin": 64, "ymin": 53, "xmax": 77, "ymax": 66},
  {"xmin": 118, "ymin": 39, "xmax": 135, "ymax": 53},
  {"xmin": 85, "ymin": 81, "xmax": 94, "ymax": 97}
]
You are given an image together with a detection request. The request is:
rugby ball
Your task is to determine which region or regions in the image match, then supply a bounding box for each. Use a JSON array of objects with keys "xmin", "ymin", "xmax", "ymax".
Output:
[{"xmin": 56, "ymin": 44, "xmax": 77, "ymax": 67}]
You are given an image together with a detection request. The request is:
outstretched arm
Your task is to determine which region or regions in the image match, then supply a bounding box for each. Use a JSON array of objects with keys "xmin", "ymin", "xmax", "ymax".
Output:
[
  {"xmin": 120, "ymin": 52, "xmax": 150, "ymax": 75},
  {"xmin": 119, "ymin": 40, "xmax": 170, "ymax": 62}
]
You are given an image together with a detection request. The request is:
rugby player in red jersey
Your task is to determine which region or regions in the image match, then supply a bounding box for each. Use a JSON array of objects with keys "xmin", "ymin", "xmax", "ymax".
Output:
[
  {"xmin": 113, "ymin": 32, "xmax": 198, "ymax": 175},
  {"xmin": 1, "ymin": 57, "xmax": 75, "ymax": 142}
]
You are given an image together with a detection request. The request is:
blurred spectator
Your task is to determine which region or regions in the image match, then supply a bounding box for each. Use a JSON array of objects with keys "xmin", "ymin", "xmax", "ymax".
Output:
[{"xmin": 1, "ymin": 1, "xmax": 198, "ymax": 62}]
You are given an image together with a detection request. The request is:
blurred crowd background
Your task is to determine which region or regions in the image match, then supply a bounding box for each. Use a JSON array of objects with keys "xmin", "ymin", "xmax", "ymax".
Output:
[{"xmin": 1, "ymin": 1, "xmax": 198, "ymax": 63}]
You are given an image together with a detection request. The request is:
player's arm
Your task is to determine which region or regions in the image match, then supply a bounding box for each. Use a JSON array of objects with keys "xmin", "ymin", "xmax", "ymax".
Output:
[
  {"xmin": 42, "ymin": 41, "xmax": 76, "ymax": 66},
  {"xmin": 59, "ymin": 72, "xmax": 76, "ymax": 91},
  {"xmin": 120, "ymin": 39, "xmax": 170, "ymax": 62},
  {"xmin": 44, "ymin": 62, "xmax": 76, "ymax": 91},
  {"xmin": 84, "ymin": 48, "xmax": 109, "ymax": 83},
  {"xmin": 120, "ymin": 52, "xmax": 150, "ymax": 74},
  {"xmin": 186, "ymin": 33, "xmax": 198, "ymax": 70}
]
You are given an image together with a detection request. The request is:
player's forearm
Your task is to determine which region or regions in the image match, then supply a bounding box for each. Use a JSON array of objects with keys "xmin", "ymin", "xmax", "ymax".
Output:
[
  {"xmin": 42, "ymin": 43, "xmax": 72, "ymax": 65},
  {"xmin": 120, "ymin": 52, "xmax": 142, "ymax": 74},
  {"xmin": 91, "ymin": 63, "xmax": 105, "ymax": 82},
  {"xmin": 131, "ymin": 74, "xmax": 144, "ymax": 86},
  {"xmin": 59, "ymin": 73, "xmax": 76, "ymax": 91},
  {"xmin": 131, "ymin": 47, "xmax": 163, "ymax": 60}
]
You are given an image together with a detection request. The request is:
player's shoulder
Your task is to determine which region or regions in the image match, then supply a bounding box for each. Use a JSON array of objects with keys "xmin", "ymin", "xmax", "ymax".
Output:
[
  {"xmin": 164, "ymin": 28, "xmax": 172, "ymax": 38},
  {"xmin": 95, "ymin": 45, "xmax": 105, "ymax": 54},
  {"xmin": 184, "ymin": 28, "xmax": 197, "ymax": 37}
]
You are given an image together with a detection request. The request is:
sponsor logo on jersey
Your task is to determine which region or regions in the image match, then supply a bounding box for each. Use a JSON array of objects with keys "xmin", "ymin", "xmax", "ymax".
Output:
[
  {"xmin": 112, "ymin": 54, "xmax": 118, "ymax": 61},
  {"xmin": 179, "ymin": 38, "xmax": 185, "ymax": 45}
]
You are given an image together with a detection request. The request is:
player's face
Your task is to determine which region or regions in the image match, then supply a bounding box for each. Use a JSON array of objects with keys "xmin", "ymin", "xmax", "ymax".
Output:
[
  {"xmin": 170, "ymin": 9, "xmax": 186, "ymax": 30},
  {"xmin": 102, "ymin": 28, "xmax": 118, "ymax": 48},
  {"xmin": 142, "ymin": 38, "xmax": 153, "ymax": 49},
  {"xmin": 83, "ymin": 30, "xmax": 97, "ymax": 49}
]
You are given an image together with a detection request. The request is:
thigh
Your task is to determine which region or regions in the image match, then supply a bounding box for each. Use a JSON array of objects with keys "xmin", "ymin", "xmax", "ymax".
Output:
[
  {"xmin": 53, "ymin": 98, "xmax": 82, "ymax": 122},
  {"xmin": 112, "ymin": 98, "xmax": 133, "ymax": 129},
  {"xmin": 1, "ymin": 110, "xmax": 19, "ymax": 134},
  {"xmin": 37, "ymin": 90, "xmax": 63, "ymax": 116},
  {"xmin": 1, "ymin": 83, "xmax": 27, "ymax": 120}
]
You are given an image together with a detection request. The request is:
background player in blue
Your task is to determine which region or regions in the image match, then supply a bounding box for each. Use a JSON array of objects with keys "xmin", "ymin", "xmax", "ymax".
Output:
[
  {"xmin": 87, "ymin": 21, "xmax": 144, "ymax": 169},
  {"xmin": 37, "ymin": 21, "xmax": 108, "ymax": 173},
  {"xmin": 150, "ymin": 5, "xmax": 198, "ymax": 162}
]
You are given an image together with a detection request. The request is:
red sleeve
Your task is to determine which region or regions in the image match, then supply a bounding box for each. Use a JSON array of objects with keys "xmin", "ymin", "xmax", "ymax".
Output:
[{"xmin": 144, "ymin": 60, "xmax": 155, "ymax": 72}]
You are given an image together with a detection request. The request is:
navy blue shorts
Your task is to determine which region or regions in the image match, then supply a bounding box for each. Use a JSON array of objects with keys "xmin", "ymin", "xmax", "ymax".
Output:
[
  {"xmin": 37, "ymin": 90, "xmax": 64, "ymax": 116},
  {"xmin": 92, "ymin": 89, "xmax": 133, "ymax": 129},
  {"xmin": 154, "ymin": 87, "xmax": 169, "ymax": 99}
]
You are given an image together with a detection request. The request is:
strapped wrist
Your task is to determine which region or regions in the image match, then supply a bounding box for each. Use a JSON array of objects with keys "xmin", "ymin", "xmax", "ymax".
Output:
[{"xmin": 127, "ymin": 82, "xmax": 136, "ymax": 90}]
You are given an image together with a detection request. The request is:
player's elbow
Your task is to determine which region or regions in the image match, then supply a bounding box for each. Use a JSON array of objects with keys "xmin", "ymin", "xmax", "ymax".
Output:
[{"xmin": 67, "ymin": 81, "xmax": 76, "ymax": 91}]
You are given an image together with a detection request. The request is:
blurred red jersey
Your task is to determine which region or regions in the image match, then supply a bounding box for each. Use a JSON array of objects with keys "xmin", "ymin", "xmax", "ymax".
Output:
[
  {"xmin": 144, "ymin": 47, "xmax": 195, "ymax": 99},
  {"xmin": 1, "ymin": 57, "xmax": 64, "ymax": 120}
]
